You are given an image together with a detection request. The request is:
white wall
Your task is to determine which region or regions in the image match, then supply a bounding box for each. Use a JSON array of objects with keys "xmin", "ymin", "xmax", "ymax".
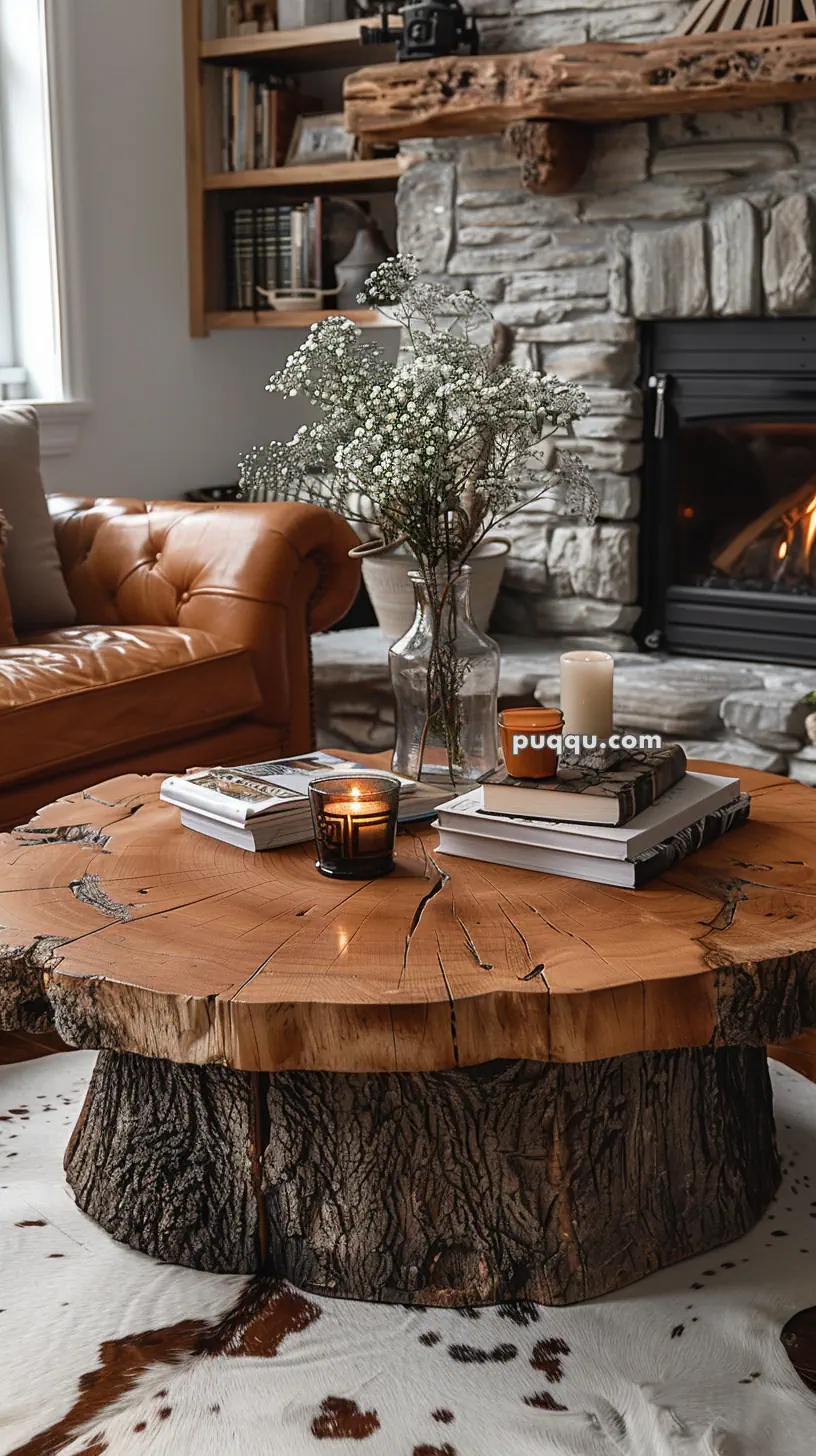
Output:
[{"xmin": 41, "ymin": 0, "xmax": 320, "ymax": 500}]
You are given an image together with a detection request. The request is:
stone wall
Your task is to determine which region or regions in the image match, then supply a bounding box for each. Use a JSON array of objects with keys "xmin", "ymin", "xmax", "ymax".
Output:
[
  {"xmin": 464, "ymin": 0, "xmax": 688, "ymax": 52},
  {"xmin": 396, "ymin": 101, "xmax": 816, "ymax": 639}
]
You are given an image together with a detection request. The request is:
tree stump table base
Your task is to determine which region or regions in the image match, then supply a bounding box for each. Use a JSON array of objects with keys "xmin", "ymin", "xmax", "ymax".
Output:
[
  {"xmin": 65, "ymin": 1044, "xmax": 780, "ymax": 1306},
  {"xmin": 4, "ymin": 764, "xmax": 811, "ymax": 1306}
]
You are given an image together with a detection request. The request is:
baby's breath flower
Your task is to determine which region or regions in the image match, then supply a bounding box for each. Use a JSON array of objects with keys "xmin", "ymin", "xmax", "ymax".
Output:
[{"xmin": 240, "ymin": 255, "xmax": 595, "ymax": 575}]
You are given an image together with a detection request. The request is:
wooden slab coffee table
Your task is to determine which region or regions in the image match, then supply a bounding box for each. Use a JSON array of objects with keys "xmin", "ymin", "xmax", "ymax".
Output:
[{"xmin": 2, "ymin": 759, "xmax": 816, "ymax": 1306}]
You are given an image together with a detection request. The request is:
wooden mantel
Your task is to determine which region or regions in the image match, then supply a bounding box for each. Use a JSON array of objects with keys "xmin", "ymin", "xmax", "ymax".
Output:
[{"xmin": 344, "ymin": 22, "xmax": 816, "ymax": 192}]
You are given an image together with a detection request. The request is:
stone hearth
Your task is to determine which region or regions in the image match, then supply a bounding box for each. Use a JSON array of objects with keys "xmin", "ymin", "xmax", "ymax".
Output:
[{"xmin": 314, "ymin": 629, "xmax": 816, "ymax": 780}]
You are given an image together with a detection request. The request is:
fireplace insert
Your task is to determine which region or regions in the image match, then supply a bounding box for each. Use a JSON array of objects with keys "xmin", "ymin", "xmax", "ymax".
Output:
[{"xmin": 639, "ymin": 319, "xmax": 816, "ymax": 666}]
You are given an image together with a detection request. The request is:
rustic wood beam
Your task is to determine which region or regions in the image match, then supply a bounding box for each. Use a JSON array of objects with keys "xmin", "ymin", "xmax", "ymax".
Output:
[
  {"xmin": 504, "ymin": 120, "xmax": 592, "ymax": 194},
  {"xmin": 344, "ymin": 22, "xmax": 816, "ymax": 142}
]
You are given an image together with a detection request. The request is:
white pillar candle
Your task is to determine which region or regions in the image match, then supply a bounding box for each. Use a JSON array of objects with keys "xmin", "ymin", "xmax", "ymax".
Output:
[{"xmin": 560, "ymin": 651, "xmax": 614, "ymax": 740}]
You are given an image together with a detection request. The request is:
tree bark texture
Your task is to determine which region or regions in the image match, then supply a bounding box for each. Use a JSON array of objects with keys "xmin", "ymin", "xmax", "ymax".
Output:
[
  {"xmin": 64, "ymin": 1051, "xmax": 262, "ymax": 1274},
  {"xmin": 262, "ymin": 1046, "xmax": 779, "ymax": 1305},
  {"xmin": 63, "ymin": 1045, "xmax": 778, "ymax": 1301},
  {"xmin": 0, "ymin": 937, "xmax": 66, "ymax": 1033},
  {"xmin": 505, "ymin": 120, "xmax": 592, "ymax": 195}
]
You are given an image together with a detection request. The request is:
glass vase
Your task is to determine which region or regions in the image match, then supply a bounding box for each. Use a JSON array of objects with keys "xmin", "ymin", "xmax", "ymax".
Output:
[{"xmin": 389, "ymin": 567, "xmax": 500, "ymax": 788}]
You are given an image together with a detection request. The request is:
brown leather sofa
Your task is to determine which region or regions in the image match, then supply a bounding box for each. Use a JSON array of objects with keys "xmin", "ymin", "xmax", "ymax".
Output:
[{"xmin": 0, "ymin": 494, "xmax": 360, "ymax": 830}]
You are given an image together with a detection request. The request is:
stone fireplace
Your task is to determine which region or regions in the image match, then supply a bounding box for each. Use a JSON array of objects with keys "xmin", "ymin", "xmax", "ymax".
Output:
[
  {"xmin": 315, "ymin": 24, "xmax": 816, "ymax": 778},
  {"xmin": 395, "ymin": 102, "xmax": 816, "ymax": 660}
]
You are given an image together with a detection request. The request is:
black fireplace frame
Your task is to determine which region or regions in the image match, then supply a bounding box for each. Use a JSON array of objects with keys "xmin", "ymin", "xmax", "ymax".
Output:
[{"xmin": 639, "ymin": 318, "xmax": 816, "ymax": 666}]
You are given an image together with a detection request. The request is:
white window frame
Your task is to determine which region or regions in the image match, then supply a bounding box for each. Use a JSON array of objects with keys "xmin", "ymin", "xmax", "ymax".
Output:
[{"xmin": 0, "ymin": 0, "xmax": 89, "ymax": 455}]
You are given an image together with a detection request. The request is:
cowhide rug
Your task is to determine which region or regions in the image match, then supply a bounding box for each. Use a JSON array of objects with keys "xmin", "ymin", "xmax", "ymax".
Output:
[{"xmin": 2, "ymin": 1054, "xmax": 816, "ymax": 1456}]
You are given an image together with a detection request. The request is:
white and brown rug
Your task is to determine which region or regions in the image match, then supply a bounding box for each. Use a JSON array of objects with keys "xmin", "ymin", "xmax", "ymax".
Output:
[{"xmin": 2, "ymin": 1052, "xmax": 816, "ymax": 1456}]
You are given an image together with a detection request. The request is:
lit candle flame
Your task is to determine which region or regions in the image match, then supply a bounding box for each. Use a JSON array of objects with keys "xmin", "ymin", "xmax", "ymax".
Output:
[
  {"xmin": 351, "ymin": 787, "xmax": 361, "ymax": 800},
  {"xmin": 778, "ymin": 540, "xmax": 788, "ymax": 561}
]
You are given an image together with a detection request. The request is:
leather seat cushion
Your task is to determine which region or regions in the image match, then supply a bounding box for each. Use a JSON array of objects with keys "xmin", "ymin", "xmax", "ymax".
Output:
[{"xmin": 0, "ymin": 626, "xmax": 262, "ymax": 788}]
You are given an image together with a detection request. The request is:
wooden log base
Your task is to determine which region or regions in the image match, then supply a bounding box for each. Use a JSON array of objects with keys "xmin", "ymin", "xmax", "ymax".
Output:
[
  {"xmin": 65, "ymin": 1044, "xmax": 780, "ymax": 1303},
  {"xmin": 64, "ymin": 1051, "xmax": 263, "ymax": 1274},
  {"xmin": 504, "ymin": 120, "xmax": 592, "ymax": 195}
]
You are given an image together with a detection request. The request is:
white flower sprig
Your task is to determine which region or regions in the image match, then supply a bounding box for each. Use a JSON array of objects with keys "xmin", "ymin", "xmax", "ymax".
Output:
[{"xmin": 240, "ymin": 255, "xmax": 596, "ymax": 578}]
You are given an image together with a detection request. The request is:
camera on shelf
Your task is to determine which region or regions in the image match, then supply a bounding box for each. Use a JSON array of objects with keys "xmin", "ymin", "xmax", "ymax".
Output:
[{"xmin": 361, "ymin": 0, "xmax": 479, "ymax": 63}]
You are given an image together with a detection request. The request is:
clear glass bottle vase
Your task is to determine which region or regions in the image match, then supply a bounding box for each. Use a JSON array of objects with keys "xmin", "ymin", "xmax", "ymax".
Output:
[{"xmin": 389, "ymin": 567, "xmax": 500, "ymax": 788}]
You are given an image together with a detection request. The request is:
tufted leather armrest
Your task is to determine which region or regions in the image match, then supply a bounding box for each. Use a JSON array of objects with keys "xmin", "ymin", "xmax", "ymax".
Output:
[{"xmin": 47, "ymin": 495, "xmax": 361, "ymax": 751}]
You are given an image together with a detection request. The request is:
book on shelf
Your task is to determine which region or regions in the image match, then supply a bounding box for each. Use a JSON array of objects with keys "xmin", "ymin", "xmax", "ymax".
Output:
[
  {"xmin": 217, "ymin": 69, "xmax": 320, "ymax": 173},
  {"xmin": 435, "ymin": 793, "xmax": 751, "ymax": 889},
  {"xmin": 161, "ymin": 752, "xmax": 453, "ymax": 852},
  {"xmin": 482, "ymin": 743, "xmax": 687, "ymax": 827},
  {"xmin": 225, "ymin": 200, "xmax": 321, "ymax": 309},
  {"xmin": 438, "ymin": 771, "xmax": 742, "ymax": 862}
]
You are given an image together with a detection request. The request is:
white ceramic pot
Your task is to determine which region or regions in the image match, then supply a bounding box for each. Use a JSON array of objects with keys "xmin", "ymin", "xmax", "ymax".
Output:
[{"xmin": 362, "ymin": 539, "xmax": 511, "ymax": 640}]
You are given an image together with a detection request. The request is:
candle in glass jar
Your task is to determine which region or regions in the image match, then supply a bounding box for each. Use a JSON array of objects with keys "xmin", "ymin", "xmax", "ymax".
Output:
[
  {"xmin": 308, "ymin": 774, "xmax": 400, "ymax": 879},
  {"xmin": 560, "ymin": 651, "xmax": 614, "ymax": 739}
]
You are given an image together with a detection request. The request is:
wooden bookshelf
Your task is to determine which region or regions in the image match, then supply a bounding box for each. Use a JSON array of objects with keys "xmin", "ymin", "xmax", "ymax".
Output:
[
  {"xmin": 200, "ymin": 17, "xmax": 400, "ymax": 71},
  {"xmin": 181, "ymin": 1, "xmax": 401, "ymax": 337},
  {"xmin": 206, "ymin": 307, "xmax": 388, "ymax": 329},
  {"xmin": 204, "ymin": 157, "xmax": 405, "ymax": 191}
]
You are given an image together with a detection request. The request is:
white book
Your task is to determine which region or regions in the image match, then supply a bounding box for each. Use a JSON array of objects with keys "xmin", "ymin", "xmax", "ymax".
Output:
[
  {"xmin": 438, "ymin": 773, "xmax": 740, "ymax": 862},
  {"xmin": 180, "ymin": 807, "xmax": 313, "ymax": 852},
  {"xmin": 181, "ymin": 783, "xmax": 454, "ymax": 852},
  {"xmin": 436, "ymin": 825, "xmax": 638, "ymax": 886},
  {"xmin": 434, "ymin": 791, "xmax": 750, "ymax": 889},
  {"xmin": 161, "ymin": 752, "xmax": 416, "ymax": 827}
]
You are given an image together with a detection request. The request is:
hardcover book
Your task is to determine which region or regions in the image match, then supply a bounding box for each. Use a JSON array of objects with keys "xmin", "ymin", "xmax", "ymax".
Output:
[
  {"xmin": 435, "ymin": 792, "xmax": 751, "ymax": 889},
  {"xmin": 482, "ymin": 743, "xmax": 687, "ymax": 827},
  {"xmin": 439, "ymin": 771, "xmax": 740, "ymax": 861}
]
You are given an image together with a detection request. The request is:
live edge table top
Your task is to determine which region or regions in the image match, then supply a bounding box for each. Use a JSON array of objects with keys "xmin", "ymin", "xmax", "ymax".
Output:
[{"xmin": 2, "ymin": 759, "xmax": 816, "ymax": 1074}]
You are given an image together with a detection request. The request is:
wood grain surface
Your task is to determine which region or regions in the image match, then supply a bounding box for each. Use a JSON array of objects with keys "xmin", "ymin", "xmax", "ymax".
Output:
[
  {"xmin": 2, "ymin": 762, "xmax": 815, "ymax": 1072},
  {"xmin": 343, "ymin": 23, "xmax": 816, "ymax": 140}
]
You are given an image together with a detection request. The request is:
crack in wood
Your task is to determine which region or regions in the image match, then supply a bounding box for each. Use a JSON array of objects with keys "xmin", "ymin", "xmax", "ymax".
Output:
[
  {"xmin": 519, "ymin": 964, "xmax": 547, "ymax": 983},
  {"xmin": 499, "ymin": 903, "xmax": 533, "ymax": 963},
  {"xmin": 69, "ymin": 875, "xmax": 133, "ymax": 922},
  {"xmin": 12, "ymin": 824, "xmax": 111, "ymax": 849},
  {"xmin": 695, "ymin": 878, "xmax": 749, "ymax": 937},
  {"xmin": 436, "ymin": 948, "xmax": 460, "ymax": 1066},
  {"xmin": 402, "ymin": 843, "xmax": 450, "ymax": 972},
  {"xmin": 457, "ymin": 917, "xmax": 493, "ymax": 970}
]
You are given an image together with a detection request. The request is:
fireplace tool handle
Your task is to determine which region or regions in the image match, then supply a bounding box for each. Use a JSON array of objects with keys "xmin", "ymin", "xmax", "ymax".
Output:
[{"xmin": 648, "ymin": 372, "xmax": 668, "ymax": 439}]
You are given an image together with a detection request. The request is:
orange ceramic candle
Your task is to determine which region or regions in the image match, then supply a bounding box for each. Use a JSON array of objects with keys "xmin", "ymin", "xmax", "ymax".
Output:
[{"xmin": 498, "ymin": 707, "xmax": 564, "ymax": 779}]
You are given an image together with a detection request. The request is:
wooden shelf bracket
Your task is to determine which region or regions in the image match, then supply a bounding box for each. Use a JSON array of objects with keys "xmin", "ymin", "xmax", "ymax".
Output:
[{"xmin": 504, "ymin": 119, "xmax": 592, "ymax": 195}]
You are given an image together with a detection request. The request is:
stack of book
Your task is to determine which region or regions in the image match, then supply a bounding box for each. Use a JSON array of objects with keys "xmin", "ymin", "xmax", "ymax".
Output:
[
  {"xmin": 225, "ymin": 200, "xmax": 321, "ymax": 309},
  {"xmin": 161, "ymin": 752, "xmax": 449, "ymax": 851},
  {"xmin": 434, "ymin": 745, "xmax": 751, "ymax": 888},
  {"xmin": 218, "ymin": 72, "xmax": 314, "ymax": 173}
]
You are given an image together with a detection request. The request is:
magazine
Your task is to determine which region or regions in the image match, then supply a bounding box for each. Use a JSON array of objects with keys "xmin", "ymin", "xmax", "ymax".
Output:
[{"xmin": 160, "ymin": 752, "xmax": 417, "ymax": 826}]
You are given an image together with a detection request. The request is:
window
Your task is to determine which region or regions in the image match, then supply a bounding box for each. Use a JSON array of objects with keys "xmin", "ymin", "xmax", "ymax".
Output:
[
  {"xmin": 0, "ymin": 0, "xmax": 87, "ymax": 444},
  {"xmin": 0, "ymin": 0, "xmax": 62, "ymax": 401},
  {"xmin": 0, "ymin": 120, "xmax": 20, "ymax": 395}
]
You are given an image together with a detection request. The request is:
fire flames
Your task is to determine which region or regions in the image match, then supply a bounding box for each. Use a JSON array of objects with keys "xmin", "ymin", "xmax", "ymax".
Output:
[
  {"xmin": 773, "ymin": 489, "xmax": 816, "ymax": 581},
  {"xmin": 713, "ymin": 476, "xmax": 816, "ymax": 587}
]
